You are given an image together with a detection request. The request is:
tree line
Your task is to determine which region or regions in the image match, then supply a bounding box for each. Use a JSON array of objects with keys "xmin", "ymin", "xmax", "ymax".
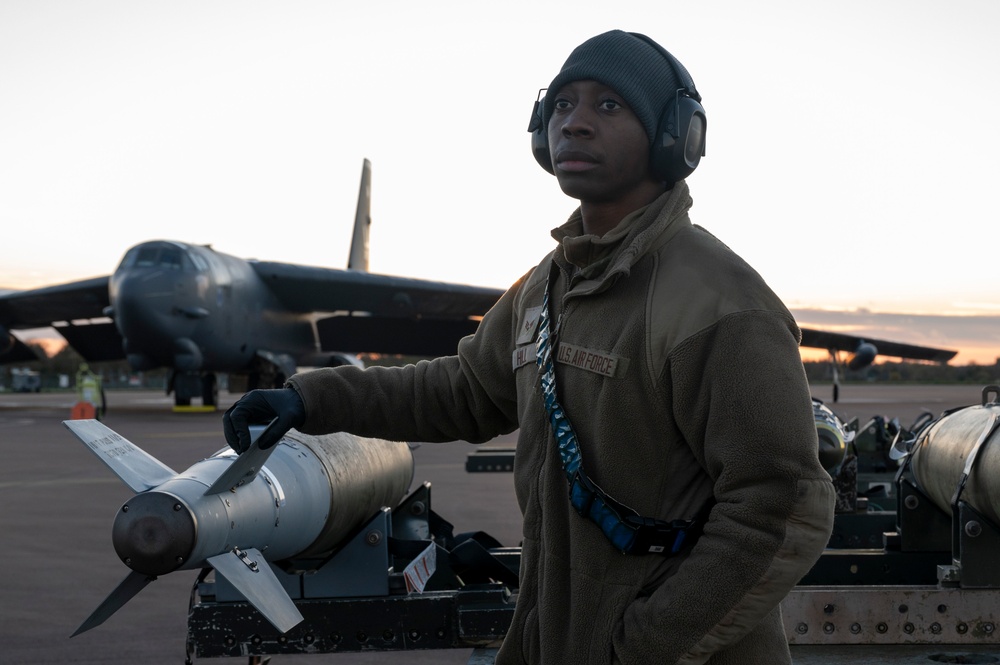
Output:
[{"xmin": 803, "ymin": 358, "xmax": 1000, "ymax": 385}]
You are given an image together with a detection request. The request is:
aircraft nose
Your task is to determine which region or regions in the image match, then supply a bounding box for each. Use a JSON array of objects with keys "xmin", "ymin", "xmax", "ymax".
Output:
[
  {"xmin": 112, "ymin": 267, "xmax": 208, "ymax": 370},
  {"xmin": 112, "ymin": 492, "xmax": 196, "ymax": 576},
  {"xmin": 112, "ymin": 274, "xmax": 173, "ymax": 338}
]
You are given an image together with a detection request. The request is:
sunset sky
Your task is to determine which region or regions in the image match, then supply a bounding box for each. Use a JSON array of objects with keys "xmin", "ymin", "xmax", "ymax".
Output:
[{"xmin": 2, "ymin": 0, "xmax": 998, "ymax": 365}]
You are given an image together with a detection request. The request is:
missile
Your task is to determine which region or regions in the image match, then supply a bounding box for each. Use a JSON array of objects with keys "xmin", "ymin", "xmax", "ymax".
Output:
[
  {"xmin": 65, "ymin": 419, "xmax": 414, "ymax": 636},
  {"xmin": 908, "ymin": 387, "xmax": 1000, "ymax": 525}
]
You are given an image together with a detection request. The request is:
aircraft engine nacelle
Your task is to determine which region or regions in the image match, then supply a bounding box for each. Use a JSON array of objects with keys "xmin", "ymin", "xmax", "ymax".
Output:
[
  {"xmin": 909, "ymin": 387, "xmax": 1000, "ymax": 527},
  {"xmin": 65, "ymin": 420, "xmax": 414, "ymax": 636},
  {"xmin": 846, "ymin": 341, "xmax": 878, "ymax": 370}
]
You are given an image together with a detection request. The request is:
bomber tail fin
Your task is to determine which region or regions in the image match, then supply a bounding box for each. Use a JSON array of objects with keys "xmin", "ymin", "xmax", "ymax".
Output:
[{"xmin": 347, "ymin": 158, "xmax": 372, "ymax": 272}]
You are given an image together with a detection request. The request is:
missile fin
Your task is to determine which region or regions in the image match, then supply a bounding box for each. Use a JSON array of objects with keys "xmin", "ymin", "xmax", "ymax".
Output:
[
  {"xmin": 203, "ymin": 420, "xmax": 280, "ymax": 496},
  {"xmin": 63, "ymin": 419, "xmax": 177, "ymax": 493},
  {"xmin": 71, "ymin": 570, "xmax": 156, "ymax": 637},
  {"xmin": 207, "ymin": 547, "xmax": 304, "ymax": 634}
]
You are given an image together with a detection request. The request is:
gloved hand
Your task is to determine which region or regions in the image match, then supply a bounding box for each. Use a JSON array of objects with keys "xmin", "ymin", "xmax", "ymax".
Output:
[{"xmin": 223, "ymin": 388, "xmax": 305, "ymax": 453}]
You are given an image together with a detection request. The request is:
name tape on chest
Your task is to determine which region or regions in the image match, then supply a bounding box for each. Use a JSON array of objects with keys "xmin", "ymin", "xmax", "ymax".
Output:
[
  {"xmin": 557, "ymin": 343, "xmax": 627, "ymax": 378},
  {"xmin": 512, "ymin": 344, "xmax": 535, "ymax": 370},
  {"xmin": 512, "ymin": 342, "xmax": 628, "ymax": 377}
]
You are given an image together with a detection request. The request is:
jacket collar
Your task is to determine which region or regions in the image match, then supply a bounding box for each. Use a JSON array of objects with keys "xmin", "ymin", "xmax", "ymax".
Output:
[{"xmin": 551, "ymin": 181, "xmax": 694, "ymax": 287}]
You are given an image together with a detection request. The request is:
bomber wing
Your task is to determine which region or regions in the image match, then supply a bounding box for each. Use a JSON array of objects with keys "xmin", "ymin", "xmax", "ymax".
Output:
[
  {"xmin": 251, "ymin": 262, "xmax": 505, "ymax": 357},
  {"xmin": 0, "ymin": 276, "xmax": 124, "ymax": 363},
  {"xmin": 799, "ymin": 328, "xmax": 957, "ymax": 363},
  {"xmin": 0, "ymin": 276, "xmax": 110, "ymax": 325}
]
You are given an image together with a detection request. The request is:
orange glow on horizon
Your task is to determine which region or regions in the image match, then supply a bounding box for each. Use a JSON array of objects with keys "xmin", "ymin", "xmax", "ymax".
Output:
[
  {"xmin": 11, "ymin": 333, "xmax": 1000, "ymax": 367},
  {"xmin": 799, "ymin": 346, "xmax": 999, "ymax": 367}
]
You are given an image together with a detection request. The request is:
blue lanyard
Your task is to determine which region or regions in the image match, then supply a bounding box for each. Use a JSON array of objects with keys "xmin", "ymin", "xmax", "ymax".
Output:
[
  {"xmin": 535, "ymin": 262, "xmax": 701, "ymax": 555},
  {"xmin": 536, "ymin": 270, "xmax": 582, "ymax": 477}
]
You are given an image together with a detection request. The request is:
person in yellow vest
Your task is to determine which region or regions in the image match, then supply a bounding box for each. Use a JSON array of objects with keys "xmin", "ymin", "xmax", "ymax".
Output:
[{"xmin": 74, "ymin": 363, "xmax": 105, "ymax": 420}]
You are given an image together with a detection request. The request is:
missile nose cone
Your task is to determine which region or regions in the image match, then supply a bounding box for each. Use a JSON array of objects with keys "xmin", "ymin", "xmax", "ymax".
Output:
[{"xmin": 112, "ymin": 492, "xmax": 196, "ymax": 576}]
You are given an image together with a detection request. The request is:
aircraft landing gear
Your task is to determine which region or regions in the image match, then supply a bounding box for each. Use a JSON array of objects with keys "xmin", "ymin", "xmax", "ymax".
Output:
[
  {"xmin": 169, "ymin": 371, "xmax": 219, "ymax": 410},
  {"xmin": 202, "ymin": 373, "xmax": 218, "ymax": 407},
  {"xmin": 828, "ymin": 349, "xmax": 842, "ymax": 403}
]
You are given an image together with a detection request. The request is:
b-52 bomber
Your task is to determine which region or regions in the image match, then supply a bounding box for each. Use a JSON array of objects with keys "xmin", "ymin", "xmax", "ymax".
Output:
[
  {"xmin": 0, "ymin": 160, "xmax": 504, "ymax": 408},
  {"xmin": 0, "ymin": 159, "xmax": 956, "ymax": 409}
]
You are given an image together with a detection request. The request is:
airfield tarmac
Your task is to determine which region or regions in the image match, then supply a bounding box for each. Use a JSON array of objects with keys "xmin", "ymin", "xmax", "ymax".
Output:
[{"xmin": 2, "ymin": 383, "xmax": 998, "ymax": 665}]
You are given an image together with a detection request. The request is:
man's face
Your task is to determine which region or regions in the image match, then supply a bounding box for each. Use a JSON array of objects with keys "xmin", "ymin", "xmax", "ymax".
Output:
[{"xmin": 546, "ymin": 80, "xmax": 661, "ymax": 206}]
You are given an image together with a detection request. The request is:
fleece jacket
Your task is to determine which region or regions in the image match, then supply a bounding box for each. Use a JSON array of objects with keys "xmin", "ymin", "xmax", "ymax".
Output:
[{"xmin": 288, "ymin": 181, "xmax": 835, "ymax": 664}]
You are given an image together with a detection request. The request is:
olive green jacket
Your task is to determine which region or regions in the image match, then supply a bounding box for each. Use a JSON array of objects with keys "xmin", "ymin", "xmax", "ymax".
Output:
[{"xmin": 288, "ymin": 182, "xmax": 835, "ymax": 665}]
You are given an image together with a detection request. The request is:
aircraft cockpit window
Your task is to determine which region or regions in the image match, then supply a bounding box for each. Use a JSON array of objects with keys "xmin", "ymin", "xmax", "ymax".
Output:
[
  {"xmin": 160, "ymin": 248, "xmax": 184, "ymax": 270},
  {"xmin": 115, "ymin": 248, "xmax": 138, "ymax": 271},
  {"xmin": 187, "ymin": 252, "xmax": 209, "ymax": 272},
  {"xmin": 116, "ymin": 245, "xmax": 195, "ymax": 271},
  {"xmin": 135, "ymin": 247, "xmax": 160, "ymax": 268}
]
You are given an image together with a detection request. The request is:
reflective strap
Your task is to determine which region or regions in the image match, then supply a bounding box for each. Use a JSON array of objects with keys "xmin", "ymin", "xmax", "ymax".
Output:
[
  {"xmin": 570, "ymin": 471, "xmax": 639, "ymax": 552},
  {"xmin": 571, "ymin": 471, "xmax": 695, "ymax": 555},
  {"xmin": 536, "ymin": 277, "xmax": 582, "ymax": 476},
  {"xmin": 536, "ymin": 263, "xmax": 700, "ymax": 556}
]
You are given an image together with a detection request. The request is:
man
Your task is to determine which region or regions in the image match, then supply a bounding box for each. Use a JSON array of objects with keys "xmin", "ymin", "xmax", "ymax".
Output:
[{"xmin": 225, "ymin": 30, "xmax": 834, "ymax": 665}]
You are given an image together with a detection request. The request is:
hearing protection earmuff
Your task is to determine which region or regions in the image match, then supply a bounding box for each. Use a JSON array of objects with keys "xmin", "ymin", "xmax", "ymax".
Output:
[{"xmin": 527, "ymin": 36, "xmax": 707, "ymax": 185}]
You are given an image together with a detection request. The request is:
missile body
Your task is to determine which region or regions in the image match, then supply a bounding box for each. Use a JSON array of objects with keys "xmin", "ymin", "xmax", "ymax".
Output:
[
  {"xmin": 65, "ymin": 420, "xmax": 413, "ymax": 635},
  {"xmin": 909, "ymin": 398, "xmax": 1000, "ymax": 525},
  {"xmin": 114, "ymin": 430, "xmax": 413, "ymax": 574},
  {"xmin": 812, "ymin": 398, "xmax": 848, "ymax": 474}
]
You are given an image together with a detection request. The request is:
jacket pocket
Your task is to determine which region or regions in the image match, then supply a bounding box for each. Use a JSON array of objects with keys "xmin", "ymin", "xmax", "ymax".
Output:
[{"xmin": 570, "ymin": 568, "xmax": 636, "ymax": 664}]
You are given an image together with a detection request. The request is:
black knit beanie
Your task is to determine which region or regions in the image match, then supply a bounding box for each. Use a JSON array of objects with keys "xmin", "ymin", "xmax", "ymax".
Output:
[{"xmin": 542, "ymin": 30, "xmax": 681, "ymax": 146}]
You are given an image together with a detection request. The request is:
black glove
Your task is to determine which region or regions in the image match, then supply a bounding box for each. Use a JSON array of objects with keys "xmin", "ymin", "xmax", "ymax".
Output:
[{"xmin": 223, "ymin": 388, "xmax": 306, "ymax": 453}]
